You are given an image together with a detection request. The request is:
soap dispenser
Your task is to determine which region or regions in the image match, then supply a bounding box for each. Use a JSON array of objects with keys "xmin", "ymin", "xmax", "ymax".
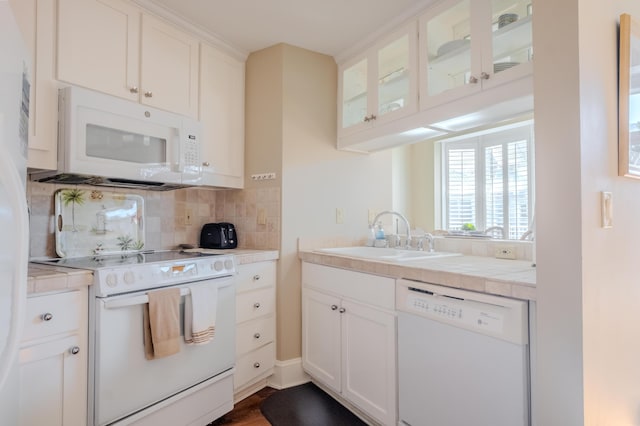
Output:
[
  {"xmin": 366, "ymin": 224, "xmax": 376, "ymax": 247},
  {"xmin": 375, "ymin": 221, "xmax": 385, "ymax": 240}
]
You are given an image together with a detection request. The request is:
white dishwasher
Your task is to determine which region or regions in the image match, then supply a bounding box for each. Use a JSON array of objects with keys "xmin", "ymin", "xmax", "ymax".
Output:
[{"xmin": 396, "ymin": 279, "xmax": 530, "ymax": 426}]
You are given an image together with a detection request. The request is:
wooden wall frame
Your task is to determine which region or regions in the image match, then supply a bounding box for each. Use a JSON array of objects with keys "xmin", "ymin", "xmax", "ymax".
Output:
[{"xmin": 619, "ymin": 14, "xmax": 640, "ymax": 178}]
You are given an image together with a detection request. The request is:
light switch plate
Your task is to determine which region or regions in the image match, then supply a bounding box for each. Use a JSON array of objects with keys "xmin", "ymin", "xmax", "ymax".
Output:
[{"xmin": 601, "ymin": 191, "xmax": 613, "ymax": 228}]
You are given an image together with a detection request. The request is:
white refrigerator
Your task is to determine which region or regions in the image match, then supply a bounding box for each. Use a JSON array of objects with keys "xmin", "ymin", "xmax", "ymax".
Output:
[{"xmin": 0, "ymin": 1, "xmax": 31, "ymax": 424}]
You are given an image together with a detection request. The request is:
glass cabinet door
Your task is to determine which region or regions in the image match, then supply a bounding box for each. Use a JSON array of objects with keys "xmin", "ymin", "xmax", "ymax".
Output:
[
  {"xmin": 490, "ymin": 0, "xmax": 533, "ymax": 75},
  {"xmin": 342, "ymin": 58, "xmax": 368, "ymax": 129},
  {"xmin": 424, "ymin": 0, "xmax": 472, "ymax": 98},
  {"xmin": 377, "ymin": 33, "xmax": 411, "ymax": 118}
]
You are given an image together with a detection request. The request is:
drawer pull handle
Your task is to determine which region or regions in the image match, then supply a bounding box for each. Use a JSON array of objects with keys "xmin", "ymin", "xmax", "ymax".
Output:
[
  {"xmin": 129, "ymin": 86, "xmax": 139, "ymax": 94},
  {"xmin": 330, "ymin": 305, "xmax": 338, "ymax": 311},
  {"xmin": 254, "ymin": 333, "xmax": 261, "ymax": 339},
  {"xmin": 70, "ymin": 346, "xmax": 80, "ymax": 355},
  {"xmin": 254, "ymin": 362, "xmax": 261, "ymax": 369},
  {"xmin": 144, "ymin": 91, "xmax": 153, "ymax": 98},
  {"xmin": 42, "ymin": 313, "xmax": 53, "ymax": 321},
  {"xmin": 339, "ymin": 307, "xmax": 346, "ymax": 313},
  {"xmin": 254, "ymin": 302, "xmax": 261, "ymax": 309},
  {"xmin": 253, "ymin": 275, "xmax": 261, "ymax": 281}
]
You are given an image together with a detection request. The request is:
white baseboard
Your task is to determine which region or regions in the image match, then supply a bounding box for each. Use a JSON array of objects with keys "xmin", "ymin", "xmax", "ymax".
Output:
[{"xmin": 266, "ymin": 358, "xmax": 310, "ymax": 390}]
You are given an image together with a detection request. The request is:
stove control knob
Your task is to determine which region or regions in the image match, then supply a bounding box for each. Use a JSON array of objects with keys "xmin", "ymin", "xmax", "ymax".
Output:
[
  {"xmin": 106, "ymin": 273, "xmax": 118, "ymax": 288},
  {"xmin": 224, "ymin": 259, "xmax": 233, "ymax": 270},
  {"xmin": 214, "ymin": 261, "xmax": 224, "ymax": 271},
  {"xmin": 123, "ymin": 271, "xmax": 135, "ymax": 285}
]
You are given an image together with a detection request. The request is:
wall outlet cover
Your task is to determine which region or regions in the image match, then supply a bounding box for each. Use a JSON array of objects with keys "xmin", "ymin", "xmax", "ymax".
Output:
[{"xmin": 495, "ymin": 246, "xmax": 516, "ymax": 260}]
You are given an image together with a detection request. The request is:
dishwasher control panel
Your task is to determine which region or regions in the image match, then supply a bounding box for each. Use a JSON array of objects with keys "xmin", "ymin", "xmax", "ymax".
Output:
[
  {"xmin": 396, "ymin": 278, "xmax": 529, "ymax": 345},
  {"xmin": 406, "ymin": 290, "xmax": 504, "ymax": 334}
]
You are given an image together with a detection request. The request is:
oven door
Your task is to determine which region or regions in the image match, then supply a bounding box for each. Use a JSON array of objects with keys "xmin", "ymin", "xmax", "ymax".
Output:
[{"xmin": 91, "ymin": 276, "xmax": 235, "ymax": 426}]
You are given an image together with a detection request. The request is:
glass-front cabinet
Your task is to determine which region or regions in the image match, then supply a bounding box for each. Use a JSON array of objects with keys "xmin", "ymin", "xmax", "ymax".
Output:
[
  {"xmin": 419, "ymin": 0, "xmax": 533, "ymax": 109},
  {"xmin": 339, "ymin": 22, "xmax": 417, "ymax": 136}
]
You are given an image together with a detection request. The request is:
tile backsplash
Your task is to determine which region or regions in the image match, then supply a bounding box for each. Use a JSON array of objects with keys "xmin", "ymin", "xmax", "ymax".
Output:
[{"xmin": 27, "ymin": 181, "xmax": 281, "ymax": 258}]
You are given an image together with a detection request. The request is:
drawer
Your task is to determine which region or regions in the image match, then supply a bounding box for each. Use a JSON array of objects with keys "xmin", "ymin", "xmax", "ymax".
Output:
[
  {"xmin": 234, "ymin": 342, "xmax": 275, "ymax": 390},
  {"xmin": 22, "ymin": 291, "xmax": 82, "ymax": 343},
  {"xmin": 236, "ymin": 261, "xmax": 276, "ymax": 293},
  {"xmin": 236, "ymin": 316, "xmax": 275, "ymax": 356},
  {"xmin": 236, "ymin": 287, "xmax": 275, "ymax": 323}
]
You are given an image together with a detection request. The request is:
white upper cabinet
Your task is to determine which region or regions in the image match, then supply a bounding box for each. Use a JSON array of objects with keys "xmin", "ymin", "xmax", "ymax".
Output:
[
  {"xmin": 11, "ymin": 0, "xmax": 59, "ymax": 170},
  {"xmin": 140, "ymin": 14, "xmax": 199, "ymax": 117},
  {"xmin": 57, "ymin": 0, "xmax": 199, "ymax": 118},
  {"xmin": 338, "ymin": 21, "xmax": 418, "ymax": 138},
  {"xmin": 57, "ymin": 0, "xmax": 141, "ymax": 102},
  {"xmin": 419, "ymin": 0, "xmax": 533, "ymax": 109},
  {"xmin": 199, "ymin": 43, "xmax": 245, "ymax": 188}
]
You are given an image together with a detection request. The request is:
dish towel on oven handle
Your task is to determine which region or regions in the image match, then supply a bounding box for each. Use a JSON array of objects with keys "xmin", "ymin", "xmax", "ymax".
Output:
[
  {"xmin": 184, "ymin": 284, "xmax": 217, "ymax": 345},
  {"xmin": 143, "ymin": 287, "xmax": 181, "ymax": 360}
]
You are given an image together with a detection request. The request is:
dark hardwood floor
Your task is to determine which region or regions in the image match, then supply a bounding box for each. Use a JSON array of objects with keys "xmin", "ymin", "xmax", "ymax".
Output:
[{"xmin": 209, "ymin": 387, "xmax": 277, "ymax": 426}]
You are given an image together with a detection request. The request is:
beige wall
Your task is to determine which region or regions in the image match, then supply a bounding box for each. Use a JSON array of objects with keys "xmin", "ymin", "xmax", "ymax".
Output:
[
  {"xmin": 246, "ymin": 43, "xmax": 394, "ymax": 360},
  {"xmin": 407, "ymin": 141, "xmax": 437, "ymax": 232},
  {"xmin": 535, "ymin": 0, "xmax": 640, "ymax": 423}
]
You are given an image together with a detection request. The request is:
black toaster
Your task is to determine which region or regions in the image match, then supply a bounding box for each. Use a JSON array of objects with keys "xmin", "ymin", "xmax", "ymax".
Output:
[{"xmin": 200, "ymin": 222, "xmax": 238, "ymax": 249}]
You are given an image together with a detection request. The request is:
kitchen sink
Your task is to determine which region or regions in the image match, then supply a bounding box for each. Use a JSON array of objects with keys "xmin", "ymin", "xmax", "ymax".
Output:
[{"xmin": 315, "ymin": 246, "xmax": 461, "ymax": 262}]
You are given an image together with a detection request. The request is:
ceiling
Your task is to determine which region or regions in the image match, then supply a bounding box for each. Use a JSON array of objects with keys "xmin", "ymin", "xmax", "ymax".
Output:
[{"xmin": 141, "ymin": 0, "xmax": 435, "ymax": 59}]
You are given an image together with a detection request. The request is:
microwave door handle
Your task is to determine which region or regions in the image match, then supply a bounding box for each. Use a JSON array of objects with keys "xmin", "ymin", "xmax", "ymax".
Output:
[{"xmin": 102, "ymin": 279, "xmax": 234, "ymax": 310}]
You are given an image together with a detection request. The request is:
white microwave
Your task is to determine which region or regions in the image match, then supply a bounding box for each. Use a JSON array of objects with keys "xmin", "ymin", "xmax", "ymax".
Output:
[{"xmin": 46, "ymin": 86, "xmax": 202, "ymax": 188}]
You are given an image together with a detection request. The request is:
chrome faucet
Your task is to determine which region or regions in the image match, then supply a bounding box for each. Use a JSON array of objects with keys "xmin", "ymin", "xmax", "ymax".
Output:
[
  {"xmin": 417, "ymin": 233, "xmax": 434, "ymax": 252},
  {"xmin": 485, "ymin": 226, "xmax": 504, "ymax": 238},
  {"xmin": 371, "ymin": 210, "xmax": 411, "ymax": 249}
]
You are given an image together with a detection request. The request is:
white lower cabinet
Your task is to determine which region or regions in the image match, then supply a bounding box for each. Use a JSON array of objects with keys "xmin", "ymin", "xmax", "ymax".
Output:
[
  {"xmin": 234, "ymin": 261, "xmax": 276, "ymax": 397},
  {"xmin": 19, "ymin": 288, "xmax": 88, "ymax": 426},
  {"xmin": 302, "ymin": 262, "xmax": 397, "ymax": 426}
]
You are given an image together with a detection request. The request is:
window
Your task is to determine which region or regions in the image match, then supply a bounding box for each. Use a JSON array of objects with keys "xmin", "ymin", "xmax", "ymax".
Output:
[{"xmin": 439, "ymin": 123, "xmax": 534, "ymax": 239}]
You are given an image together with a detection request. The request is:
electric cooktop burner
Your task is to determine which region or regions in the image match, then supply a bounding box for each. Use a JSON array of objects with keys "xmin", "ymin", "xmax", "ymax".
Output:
[{"xmin": 33, "ymin": 250, "xmax": 219, "ymax": 270}]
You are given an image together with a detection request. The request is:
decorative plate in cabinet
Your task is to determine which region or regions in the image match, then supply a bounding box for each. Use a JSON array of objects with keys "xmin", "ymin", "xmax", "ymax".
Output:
[{"xmin": 54, "ymin": 189, "xmax": 145, "ymax": 257}]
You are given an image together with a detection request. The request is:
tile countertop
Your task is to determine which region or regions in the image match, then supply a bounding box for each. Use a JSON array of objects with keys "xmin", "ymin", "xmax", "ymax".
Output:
[
  {"xmin": 28, "ymin": 263, "xmax": 94, "ymax": 295},
  {"xmin": 27, "ymin": 249, "xmax": 279, "ymax": 296},
  {"xmin": 298, "ymin": 250, "xmax": 537, "ymax": 301}
]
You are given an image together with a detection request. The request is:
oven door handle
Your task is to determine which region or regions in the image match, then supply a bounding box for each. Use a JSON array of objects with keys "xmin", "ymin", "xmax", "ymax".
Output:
[{"xmin": 102, "ymin": 280, "xmax": 233, "ymax": 310}]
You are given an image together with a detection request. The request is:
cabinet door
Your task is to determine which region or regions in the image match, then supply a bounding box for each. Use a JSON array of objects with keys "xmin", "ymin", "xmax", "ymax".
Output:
[
  {"xmin": 339, "ymin": 22, "xmax": 417, "ymax": 137},
  {"xmin": 57, "ymin": 0, "xmax": 140, "ymax": 101},
  {"xmin": 19, "ymin": 334, "xmax": 86, "ymax": 426},
  {"xmin": 10, "ymin": 0, "xmax": 59, "ymax": 170},
  {"xmin": 199, "ymin": 43, "xmax": 245, "ymax": 188},
  {"xmin": 482, "ymin": 0, "xmax": 533, "ymax": 90},
  {"xmin": 301, "ymin": 288, "xmax": 341, "ymax": 394},
  {"xmin": 140, "ymin": 14, "xmax": 199, "ymax": 117},
  {"xmin": 341, "ymin": 300, "xmax": 397, "ymax": 426},
  {"xmin": 419, "ymin": 0, "xmax": 481, "ymax": 108}
]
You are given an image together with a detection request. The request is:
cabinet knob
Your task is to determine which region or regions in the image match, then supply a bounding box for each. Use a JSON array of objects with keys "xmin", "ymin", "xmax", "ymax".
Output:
[
  {"xmin": 129, "ymin": 86, "xmax": 139, "ymax": 94},
  {"xmin": 480, "ymin": 72, "xmax": 490, "ymax": 80},
  {"xmin": 202, "ymin": 161, "xmax": 211, "ymax": 167},
  {"xmin": 253, "ymin": 362, "xmax": 261, "ymax": 369},
  {"xmin": 70, "ymin": 346, "xmax": 80, "ymax": 355},
  {"xmin": 331, "ymin": 305, "xmax": 338, "ymax": 311},
  {"xmin": 339, "ymin": 307, "xmax": 346, "ymax": 313},
  {"xmin": 363, "ymin": 115, "xmax": 370, "ymax": 123},
  {"xmin": 254, "ymin": 302, "xmax": 261, "ymax": 309},
  {"xmin": 253, "ymin": 275, "xmax": 261, "ymax": 281},
  {"xmin": 41, "ymin": 313, "xmax": 53, "ymax": 321},
  {"xmin": 144, "ymin": 91, "xmax": 153, "ymax": 98},
  {"xmin": 254, "ymin": 333, "xmax": 261, "ymax": 339},
  {"xmin": 469, "ymin": 75, "xmax": 479, "ymax": 84},
  {"xmin": 369, "ymin": 114, "xmax": 377, "ymax": 121}
]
